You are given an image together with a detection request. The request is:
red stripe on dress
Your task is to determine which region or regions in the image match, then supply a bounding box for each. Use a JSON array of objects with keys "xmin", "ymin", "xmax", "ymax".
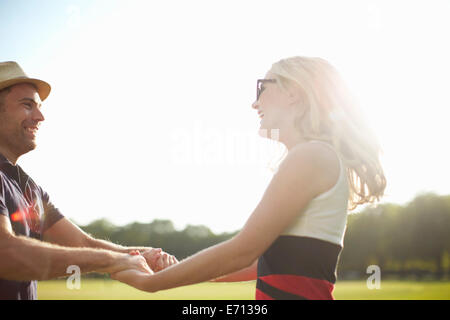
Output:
[
  {"xmin": 259, "ymin": 275, "xmax": 335, "ymax": 300},
  {"xmin": 255, "ymin": 288, "xmax": 274, "ymax": 300}
]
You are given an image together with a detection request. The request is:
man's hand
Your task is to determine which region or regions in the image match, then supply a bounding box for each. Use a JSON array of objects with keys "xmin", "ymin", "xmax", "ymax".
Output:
[
  {"xmin": 103, "ymin": 252, "xmax": 153, "ymax": 275},
  {"xmin": 137, "ymin": 248, "xmax": 178, "ymax": 272}
]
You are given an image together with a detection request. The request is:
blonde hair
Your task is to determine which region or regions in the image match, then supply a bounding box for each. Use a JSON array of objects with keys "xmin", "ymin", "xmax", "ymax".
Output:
[{"xmin": 269, "ymin": 56, "xmax": 386, "ymax": 211}]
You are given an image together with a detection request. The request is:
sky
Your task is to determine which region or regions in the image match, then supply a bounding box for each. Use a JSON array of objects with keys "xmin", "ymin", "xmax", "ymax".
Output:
[{"xmin": 1, "ymin": 0, "xmax": 450, "ymax": 233}]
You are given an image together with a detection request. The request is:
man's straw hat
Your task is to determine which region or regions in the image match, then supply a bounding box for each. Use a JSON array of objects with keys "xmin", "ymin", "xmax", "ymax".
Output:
[{"xmin": 0, "ymin": 61, "xmax": 51, "ymax": 101}]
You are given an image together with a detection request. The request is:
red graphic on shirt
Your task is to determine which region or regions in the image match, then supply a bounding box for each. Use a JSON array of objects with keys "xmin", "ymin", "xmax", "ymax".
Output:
[{"xmin": 10, "ymin": 200, "xmax": 42, "ymax": 234}]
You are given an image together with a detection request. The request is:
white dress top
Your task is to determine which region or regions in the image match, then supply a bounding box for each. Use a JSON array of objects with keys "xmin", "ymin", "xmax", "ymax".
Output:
[{"xmin": 281, "ymin": 140, "xmax": 350, "ymax": 247}]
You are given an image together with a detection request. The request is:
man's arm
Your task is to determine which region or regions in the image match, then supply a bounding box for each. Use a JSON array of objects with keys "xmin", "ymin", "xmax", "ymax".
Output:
[
  {"xmin": 43, "ymin": 217, "xmax": 178, "ymax": 271},
  {"xmin": 0, "ymin": 215, "xmax": 151, "ymax": 281},
  {"xmin": 43, "ymin": 218, "xmax": 130, "ymax": 252}
]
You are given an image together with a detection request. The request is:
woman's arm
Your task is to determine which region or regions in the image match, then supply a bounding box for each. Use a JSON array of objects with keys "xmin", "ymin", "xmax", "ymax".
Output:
[
  {"xmin": 112, "ymin": 143, "xmax": 339, "ymax": 292},
  {"xmin": 211, "ymin": 259, "xmax": 258, "ymax": 282},
  {"xmin": 112, "ymin": 234, "xmax": 256, "ymax": 291}
]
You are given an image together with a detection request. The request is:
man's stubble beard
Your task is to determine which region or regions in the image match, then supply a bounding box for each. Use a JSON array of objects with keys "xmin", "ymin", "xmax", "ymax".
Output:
[{"xmin": 0, "ymin": 129, "xmax": 36, "ymax": 160}]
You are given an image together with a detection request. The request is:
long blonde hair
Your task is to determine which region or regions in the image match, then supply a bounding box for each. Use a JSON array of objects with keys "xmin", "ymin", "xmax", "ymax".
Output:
[{"xmin": 269, "ymin": 56, "xmax": 386, "ymax": 211}]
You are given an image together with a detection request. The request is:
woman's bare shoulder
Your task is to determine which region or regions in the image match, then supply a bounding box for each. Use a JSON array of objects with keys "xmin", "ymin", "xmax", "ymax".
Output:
[{"xmin": 282, "ymin": 141, "xmax": 341, "ymax": 194}]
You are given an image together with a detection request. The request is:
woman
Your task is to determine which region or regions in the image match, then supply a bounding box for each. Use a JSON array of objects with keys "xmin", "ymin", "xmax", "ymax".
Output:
[{"xmin": 112, "ymin": 56, "xmax": 386, "ymax": 300}]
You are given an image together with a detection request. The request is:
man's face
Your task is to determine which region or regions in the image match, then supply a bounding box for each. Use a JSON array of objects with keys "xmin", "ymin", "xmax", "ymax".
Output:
[{"xmin": 0, "ymin": 83, "xmax": 45, "ymax": 158}]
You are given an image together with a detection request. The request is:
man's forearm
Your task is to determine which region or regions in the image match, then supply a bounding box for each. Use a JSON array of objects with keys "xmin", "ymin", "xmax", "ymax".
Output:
[
  {"xmin": 42, "ymin": 218, "xmax": 154, "ymax": 255},
  {"xmin": 0, "ymin": 235, "xmax": 125, "ymax": 281},
  {"xmin": 85, "ymin": 236, "xmax": 154, "ymax": 254}
]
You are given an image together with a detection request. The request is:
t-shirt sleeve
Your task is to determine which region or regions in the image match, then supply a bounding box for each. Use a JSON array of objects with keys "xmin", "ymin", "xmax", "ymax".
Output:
[
  {"xmin": 0, "ymin": 177, "xmax": 9, "ymax": 217},
  {"xmin": 39, "ymin": 187, "xmax": 64, "ymax": 233}
]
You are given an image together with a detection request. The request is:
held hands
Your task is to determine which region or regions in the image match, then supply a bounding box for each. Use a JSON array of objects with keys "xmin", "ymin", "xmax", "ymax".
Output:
[
  {"xmin": 139, "ymin": 248, "xmax": 178, "ymax": 272},
  {"xmin": 110, "ymin": 248, "xmax": 178, "ymax": 291}
]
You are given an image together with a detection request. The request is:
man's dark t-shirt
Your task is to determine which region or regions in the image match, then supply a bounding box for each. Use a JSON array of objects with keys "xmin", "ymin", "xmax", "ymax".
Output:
[{"xmin": 0, "ymin": 153, "xmax": 64, "ymax": 300}]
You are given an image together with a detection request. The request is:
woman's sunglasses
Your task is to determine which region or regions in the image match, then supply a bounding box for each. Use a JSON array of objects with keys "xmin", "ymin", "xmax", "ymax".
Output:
[{"xmin": 257, "ymin": 79, "xmax": 276, "ymax": 101}]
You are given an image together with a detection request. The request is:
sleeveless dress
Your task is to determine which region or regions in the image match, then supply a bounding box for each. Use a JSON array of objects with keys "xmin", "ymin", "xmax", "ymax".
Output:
[{"xmin": 256, "ymin": 140, "xmax": 349, "ymax": 300}]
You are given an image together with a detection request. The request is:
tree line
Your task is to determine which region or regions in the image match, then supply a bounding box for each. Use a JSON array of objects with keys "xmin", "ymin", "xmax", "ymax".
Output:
[{"xmin": 79, "ymin": 192, "xmax": 450, "ymax": 280}]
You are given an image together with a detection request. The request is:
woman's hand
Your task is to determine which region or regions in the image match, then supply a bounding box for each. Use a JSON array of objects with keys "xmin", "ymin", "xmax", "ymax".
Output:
[
  {"xmin": 141, "ymin": 248, "xmax": 179, "ymax": 272},
  {"xmin": 111, "ymin": 250, "xmax": 155, "ymax": 290},
  {"xmin": 110, "ymin": 267, "xmax": 154, "ymax": 291}
]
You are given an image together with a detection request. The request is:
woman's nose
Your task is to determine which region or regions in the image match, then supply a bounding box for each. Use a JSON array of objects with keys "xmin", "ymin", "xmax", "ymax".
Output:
[{"xmin": 251, "ymin": 100, "xmax": 259, "ymax": 110}]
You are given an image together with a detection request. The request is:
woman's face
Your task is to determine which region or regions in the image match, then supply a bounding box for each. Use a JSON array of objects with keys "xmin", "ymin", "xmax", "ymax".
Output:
[{"xmin": 251, "ymin": 72, "xmax": 298, "ymax": 138}]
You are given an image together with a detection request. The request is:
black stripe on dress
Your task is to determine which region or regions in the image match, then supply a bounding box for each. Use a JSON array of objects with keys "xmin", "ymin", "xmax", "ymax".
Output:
[
  {"xmin": 257, "ymin": 236, "xmax": 342, "ymax": 283},
  {"xmin": 256, "ymin": 278, "xmax": 308, "ymax": 300}
]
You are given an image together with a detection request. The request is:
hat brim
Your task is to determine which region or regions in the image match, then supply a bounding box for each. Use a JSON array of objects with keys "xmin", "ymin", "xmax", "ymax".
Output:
[{"xmin": 0, "ymin": 77, "xmax": 51, "ymax": 101}]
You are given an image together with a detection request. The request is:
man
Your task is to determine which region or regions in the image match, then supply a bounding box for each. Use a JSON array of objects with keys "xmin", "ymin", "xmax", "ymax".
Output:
[{"xmin": 0, "ymin": 61, "xmax": 177, "ymax": 300}]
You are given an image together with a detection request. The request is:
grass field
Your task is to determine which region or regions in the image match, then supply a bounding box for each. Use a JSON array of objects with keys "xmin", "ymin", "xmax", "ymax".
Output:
[{"xmin": 37, "ymin": 279, "xmax": 450, "ymax": 300}]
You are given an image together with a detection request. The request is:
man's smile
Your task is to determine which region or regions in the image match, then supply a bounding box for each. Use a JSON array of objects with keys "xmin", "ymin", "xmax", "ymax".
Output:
[{"xmin": 23, "ymin": 125, "xmax": 38, "ymax": 138}]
